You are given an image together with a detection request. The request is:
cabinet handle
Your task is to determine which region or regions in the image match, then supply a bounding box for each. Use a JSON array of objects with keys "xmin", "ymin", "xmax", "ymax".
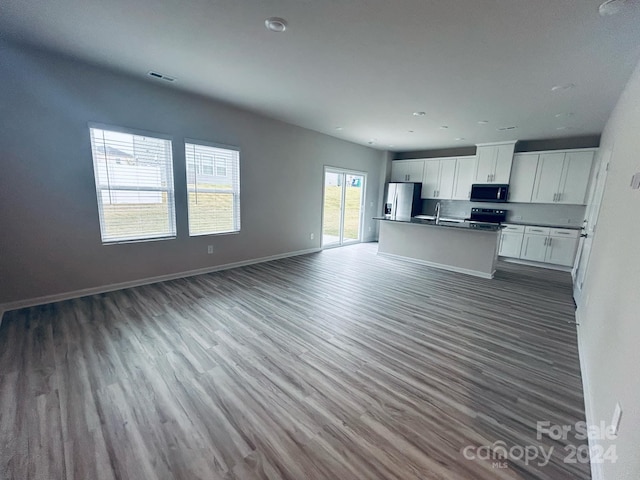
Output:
[
  {"xmin": 557, "ymin": 192, "xmax": 562, "ymax": 202},
  {"xmin": 487, "ymin": 174, "xmax": 490, "ymax": 182},
  {"xmin": 548, "ymin": 237, "xmax": 552, "ymax": 246},
  {"xmin": 544, "ymin": 237, "xmax": 547, "ymax": 246}
]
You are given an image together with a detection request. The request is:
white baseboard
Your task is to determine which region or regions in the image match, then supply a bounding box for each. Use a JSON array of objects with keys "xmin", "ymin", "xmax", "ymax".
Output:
[
  {"xmin": 575, "ymin": 307, "xmax": 603, "ymax": 480},
  {"xmin": 0, "ymin": 247, "xmax": 322, "ymax": 317},
  {"xmin": 499, "ymin": 257, "xmax": 573, "ymax": 272},
  {"xmin": 377, "ymin": 251, "xmax": 494, "ymax": 279}
]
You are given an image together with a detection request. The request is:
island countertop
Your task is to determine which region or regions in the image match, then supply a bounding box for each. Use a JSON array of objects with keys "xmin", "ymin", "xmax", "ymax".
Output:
[{"xmin": 373, "ymin": 216, "xmax": 504, "ymax": 232}]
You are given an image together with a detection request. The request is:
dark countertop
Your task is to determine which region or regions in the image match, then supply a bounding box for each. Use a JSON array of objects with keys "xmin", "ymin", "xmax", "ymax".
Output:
[
  {"xmin": 373, "ymin": 217, "xmax": 504, "ymax": 232},
  {"xmin": 504, "ymin": 221, "xmax": 582, "ymax": 230}
]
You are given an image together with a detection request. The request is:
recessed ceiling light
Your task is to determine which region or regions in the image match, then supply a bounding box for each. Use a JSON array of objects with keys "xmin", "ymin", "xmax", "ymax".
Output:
[
  {"xmin": 335, "ymin": 127, "xmax": 343, "ymax": 131},
  {"xmin": 551, "ymin": 83, "xmax": 576, "ymax": 92},
  {"xmin": 498, "ymin": 126, "xmax": 518, "ymax": 131},
  {"xmin": 556, "ymin": 126, "xmax": 573, "ymax": 131},
  {"xmin": 554, "ymin": 113, "xmax": 575, "ymax": 118},
  {"xmin": 455, "ymin": 137, "xmax": 465, "ymax": 141},
  {"xmin": 388, "ymin": 144, "xmax": 394, "ymax": 148},
  {"xmin": 265, "ymin": 17, "xmax": 288, "ymax": 32},
  {"xmin": 477, "ymin": 120, "xmax": 489, "ymax": 125},
  {"xmin": 599, "ymin": 0, "xmax": 627, "ymax": 15},
  {"xmin": 413, "ymin": 111, "xmax": 426, "ymax": 116},
  {"xmin": 439, "ymin": 125, "xmax": 449, "ymax": 129}
]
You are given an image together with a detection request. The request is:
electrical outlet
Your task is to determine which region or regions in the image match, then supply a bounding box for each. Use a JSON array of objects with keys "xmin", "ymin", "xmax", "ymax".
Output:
[
  {"xmin": 207, "ymin": 245, "xmax": 213, "ymax": 254},
  {"xmin": 368, "ymin": 226, "xmax": 372, "ymax": 232},
  {"xmin": 513, "ymin": 215, "xmax": 522, "ymax": 221},
  {"xmin": 611, "ymin": 402, "xmax": 622, "ymax": 436},
  {"xmin": 310, "ymin": 233, "xmax": 314, "ymax": 240}
]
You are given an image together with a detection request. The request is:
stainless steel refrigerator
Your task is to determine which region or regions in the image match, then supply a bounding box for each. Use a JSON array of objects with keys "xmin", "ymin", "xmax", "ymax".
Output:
[{"xmin": 384, "ymin": 182, "xmax": 422, "ymax": 220}]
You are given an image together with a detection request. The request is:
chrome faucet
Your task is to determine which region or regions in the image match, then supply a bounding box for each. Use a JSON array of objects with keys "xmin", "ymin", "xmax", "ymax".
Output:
[{"xmin": 435, "ymin": 202, "xmax": 441, "ymax": 224}]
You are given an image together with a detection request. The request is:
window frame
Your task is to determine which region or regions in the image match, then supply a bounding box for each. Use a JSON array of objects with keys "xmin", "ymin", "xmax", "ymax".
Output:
[
  {"xmin": 184, "ymin": 138, "xmax": 241, "ymax": 237},
  {"xmin": 88, "ymin": 123, "xmax": 177, "ymax": 244}
]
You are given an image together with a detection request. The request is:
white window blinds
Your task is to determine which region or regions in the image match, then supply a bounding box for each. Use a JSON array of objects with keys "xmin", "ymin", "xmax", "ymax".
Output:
[
  {"xmin": 89, "ymin": 126, "xmax": 176, "ymax": 243},
  {"xmin": 185, "ymin": 141, "xmax": 241, "ymax": 236}
]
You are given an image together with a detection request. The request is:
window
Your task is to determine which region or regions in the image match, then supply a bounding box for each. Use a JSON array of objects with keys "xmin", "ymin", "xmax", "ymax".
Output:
[
  {"xmin": 185, "ymin": 141, "xmax": 240, "ymax": 236},
  {"xmin": 89, "ymin": 126, "xmax": 176, "ymax": 243}
]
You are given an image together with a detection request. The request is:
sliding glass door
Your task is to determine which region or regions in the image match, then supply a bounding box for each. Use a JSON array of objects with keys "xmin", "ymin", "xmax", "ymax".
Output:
[{"xmin": 322, "ymin": 168, "xmax": 365, "ymax": 248}]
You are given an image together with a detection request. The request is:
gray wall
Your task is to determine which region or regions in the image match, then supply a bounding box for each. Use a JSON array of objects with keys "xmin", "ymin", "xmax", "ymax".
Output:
[
  {"xmin": 577, "ymin": 60, "xmax": 640, "ymax": 480},
  {"xmin": 0, "ymin": 41, "xmax": 385, "ymax": 306}
]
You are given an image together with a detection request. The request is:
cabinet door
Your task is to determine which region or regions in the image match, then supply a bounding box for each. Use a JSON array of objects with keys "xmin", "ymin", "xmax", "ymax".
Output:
[
  {"xmin": 475, "ymin": 146, "xmax": 497, "ymax": 183},
  {"xmin": 406, "ymin": 160, "xmax": 425, "ymax": 183},
  {"xmin": 499, "ymin": 232, "xmax": 524, "ymax": 258},
  {"xmin": 520, "ymin": 234, "xmax": 549, "ymax": 262},
  {"xmin": 493, "ymin": 144, "xmax": 514, "ymax": 183},
  {"xmin": 436, "ymin": 158, "xmax": 456, "ymax": 199},
  {"xmin": 421, "ymin": 160, "xmax": 441, "ymax": 199},
  {"xmin": 558, "ymin": 151, "xmax": 594, "ymax": 204},
  {"xmin": 390, "ymin": 161, "xmax": 409, "ymax": 182},
  {"xmin": 546, "ymin": 236, "xmax": 579, "ymax": 266},
  {"xmin": 532, "ymin": 153, "xmax": 565, "ymax": 203},
  {"xmin": 508, "ymin": 154, "xmax": 538, "ymax": 203},
  {"xmin": 452, "ymin": 156, "xmax": 476, "ymax": 200}
]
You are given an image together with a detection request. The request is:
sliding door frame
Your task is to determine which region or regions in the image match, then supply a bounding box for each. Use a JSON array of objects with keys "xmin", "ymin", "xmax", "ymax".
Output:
[{"xmin": 321, "ymin": 166, "xmax": 367, "ymax": 249}]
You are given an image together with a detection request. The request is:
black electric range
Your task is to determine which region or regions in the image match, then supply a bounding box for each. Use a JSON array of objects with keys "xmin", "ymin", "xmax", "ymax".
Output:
[{"xmin": 467, "ymin": 208, "xmax": 507, "ymax": 224}]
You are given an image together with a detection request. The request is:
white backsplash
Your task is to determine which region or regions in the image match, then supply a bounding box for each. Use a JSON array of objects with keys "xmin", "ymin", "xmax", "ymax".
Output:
[{"xmin": 422, "ymin": 200, "xmax": 586, "ymax": 227}]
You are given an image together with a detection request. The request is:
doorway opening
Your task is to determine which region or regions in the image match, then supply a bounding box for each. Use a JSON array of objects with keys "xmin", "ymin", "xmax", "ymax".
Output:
[{"xmin": 322, "ymin": 168, "xmax": 366, "ymax": 248}]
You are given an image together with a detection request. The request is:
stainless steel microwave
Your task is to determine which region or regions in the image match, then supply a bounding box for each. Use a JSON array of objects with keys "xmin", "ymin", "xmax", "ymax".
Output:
[{"xmin": 470, "ymin": 184, "xmax": 509, "ymax": 202}]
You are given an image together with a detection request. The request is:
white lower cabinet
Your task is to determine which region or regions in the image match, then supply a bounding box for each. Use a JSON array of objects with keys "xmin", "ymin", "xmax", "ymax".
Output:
[
  {"xmin": 499, "ymin": 224, "xmax": 525, "ymax": 258},
  {"xmin": 520, "ymin": 231, "xmax": 550, "ymax": 263},
  {"xmin": 500, "ymin": 224, "xmax": 579, "ymax": 267},
  {"xmin": 546, "ymin": 229, "xmax": 580, "ymax": 266}
]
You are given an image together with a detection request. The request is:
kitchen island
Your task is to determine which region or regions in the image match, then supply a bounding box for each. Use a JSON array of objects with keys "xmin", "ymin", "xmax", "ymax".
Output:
[{"xmin": 374, "ymin": 217, "xmax": 503, "ymax": 278}]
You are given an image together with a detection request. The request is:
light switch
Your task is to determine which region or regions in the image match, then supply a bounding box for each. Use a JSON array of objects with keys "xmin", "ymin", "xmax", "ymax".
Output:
[
  {"xmin": 611, "ymin": 402, "xmax": 622, "ymax": 436},
  {"xmin": 631, "ymin": 173, "xmax": 640, "ymax": 190}
]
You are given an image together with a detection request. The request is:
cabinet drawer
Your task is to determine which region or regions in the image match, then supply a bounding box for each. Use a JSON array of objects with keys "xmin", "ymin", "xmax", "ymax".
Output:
[
  {"xmin": 550, "ymin": 228, "xmax": 579, "ymax": 238},
  {"xmin": 524, "ymin": 226, "xmax": 551, "ymax": 235},
  {"xmin": 502, "ymin": 224, "xmax": 525, "ymax": 233}
]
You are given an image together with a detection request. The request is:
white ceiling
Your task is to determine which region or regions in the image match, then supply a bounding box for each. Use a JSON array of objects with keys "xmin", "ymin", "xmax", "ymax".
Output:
[{"xmin": 2, "ymin": 0, "xmax": 640, "ymax": 151}]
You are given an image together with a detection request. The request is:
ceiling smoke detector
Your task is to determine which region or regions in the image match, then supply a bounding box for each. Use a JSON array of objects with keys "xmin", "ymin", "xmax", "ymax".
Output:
[
  {"xmin": 265, "ymin": 17, "xmax": 288, "ymax": 32},
  {"xmin": 599, "ymin": 0, "xmax": 628, "ymax": 15}
]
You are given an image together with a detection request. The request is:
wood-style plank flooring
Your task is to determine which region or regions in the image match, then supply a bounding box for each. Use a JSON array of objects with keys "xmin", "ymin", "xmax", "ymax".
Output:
[{"xmin": 0, "ymin": 243, "xmax": 590, "ymax": 479}]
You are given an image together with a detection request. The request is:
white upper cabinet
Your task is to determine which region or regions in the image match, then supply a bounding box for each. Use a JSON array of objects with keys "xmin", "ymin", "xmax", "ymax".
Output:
[
  {"xmin": 437, "ymin": 158, "xmax": 456, "ymax": 199},
  {"xmin": 559, "ymin": 151, "xmax": 595, "ymax": 204},
  {"xmin": 532, "ymin": 153, "xmax": 565, "ymax": 203},
  {"xmin": 531, "ymin": 150, "xmax": 594, "ymax": 204},
  {"xmin": 421, "ymin": 159, "xmax": 441, "ymax": 199},
  {"xmin": 421, "ymin": 158, "xmax": 456, "ymax": 199},
  {"xmin": 390, "ymin": 160, "xmax": 425, "ymax": 182},
  {"xmin": 452, "ymin": 156, "xmax": 477, "ymax": 200},
  {"xmin": 474, "ymin": 142, "xmax": 516, "ymax": 184},
  {"xmin": 508, "ymin": 153, "xmax": 539, "ymax": 202}
]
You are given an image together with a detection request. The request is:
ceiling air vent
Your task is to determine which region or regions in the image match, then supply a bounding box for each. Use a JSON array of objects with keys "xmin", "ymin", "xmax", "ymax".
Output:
[{"xmin": 147, "ymin": 71, "xmax": 176, "ymax": 82}]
